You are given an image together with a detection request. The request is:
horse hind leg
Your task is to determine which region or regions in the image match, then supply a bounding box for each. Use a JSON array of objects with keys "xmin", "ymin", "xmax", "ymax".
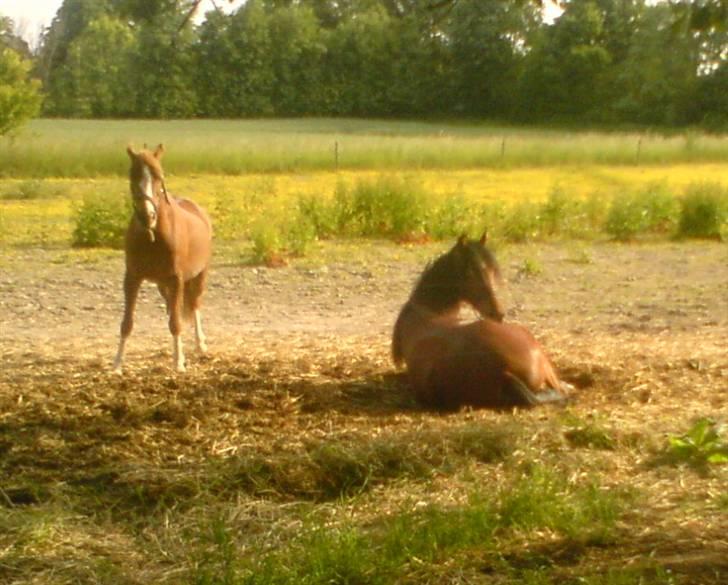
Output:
[
  {"xmin": 157, "ymin": 282, "xmax": 171, "ymax": 314},
  {"xmin": 184, "ymin": 270, "xmax": 208, "ymax": 353},
  {"xmin": 503, "ymin": 371, "xmax": 566, "ymax": 407}
]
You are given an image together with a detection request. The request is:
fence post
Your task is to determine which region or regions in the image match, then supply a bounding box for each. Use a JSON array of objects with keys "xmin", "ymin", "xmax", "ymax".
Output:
[
  {"xmin": 636, "ymin": 137, "xmax": 642, "ymax": 164},
  {"xmin": 334, "ymin": 140, "xmax": 339, "ymax": 171}
]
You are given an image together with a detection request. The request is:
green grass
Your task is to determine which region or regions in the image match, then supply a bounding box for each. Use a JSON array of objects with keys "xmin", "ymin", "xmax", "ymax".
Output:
[
  {"xmin": 662, "ymin": 418, "xmax": 728, "ymax": 469},
  {"xmin": 192, "ymin": 465, "xmax": 624, "ymax": 584},
  {"xmin": 2, "ymin": 119, "xmax": 728, "ymax": 177}
]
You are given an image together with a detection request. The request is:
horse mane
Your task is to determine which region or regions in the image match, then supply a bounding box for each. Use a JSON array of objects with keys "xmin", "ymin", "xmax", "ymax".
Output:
[{"xmin": 409, "ymin": 237, "xmax": 500, "ymax": 311}]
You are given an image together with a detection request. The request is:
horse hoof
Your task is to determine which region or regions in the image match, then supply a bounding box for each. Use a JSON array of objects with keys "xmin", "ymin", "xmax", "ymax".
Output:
[{"xmin": 175, "ymin": 363, "xmax": 187, "ymax": 373}]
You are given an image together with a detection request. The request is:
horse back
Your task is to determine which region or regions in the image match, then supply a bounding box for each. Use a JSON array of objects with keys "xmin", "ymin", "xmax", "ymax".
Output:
[
  {"xmin": 171, "ymin": 197, "xmax": 212, "ymax": 277},
  {"xmin": 176, "ymin": 197, "xmax": 212, "ymax": 234}
]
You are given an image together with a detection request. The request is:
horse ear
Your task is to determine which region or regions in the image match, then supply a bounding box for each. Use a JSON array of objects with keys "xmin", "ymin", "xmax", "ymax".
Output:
[
  {"xmin": 153, "ymin": 144, "xmax": 165, "ymax": 159},
  {"xmin": 479, "ymin": 230, "xmax": 488, "ymax": 245},
  {"xmin": 457, "ymin": 234, "xmax": 468, "ymax": 247},
  {"xmin": 126, "ymin": 145, "xmax": 138, "ymax": 159}
]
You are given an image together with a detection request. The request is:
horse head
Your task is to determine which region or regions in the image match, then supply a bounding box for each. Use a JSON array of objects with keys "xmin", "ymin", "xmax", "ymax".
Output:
[
  {"xmin": 409, "ymin": 232, "xmax": 505, "ymax": 321},
  {"xmin": 453, "ymin": 232, "xmax": 505, "ymax": 322},
  {"xmin": 127, "ymin": 143, "xmax": 168, "ymax": 242}
]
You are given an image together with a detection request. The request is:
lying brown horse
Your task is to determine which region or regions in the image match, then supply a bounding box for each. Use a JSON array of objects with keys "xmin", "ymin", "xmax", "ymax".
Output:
[
  {"xmin": 113, "ymin": 144, "xmax": 212, "ymax": 373},
  {"xmin": 392, "ymin": 234, "xmax": 566, "ymax": 410}
]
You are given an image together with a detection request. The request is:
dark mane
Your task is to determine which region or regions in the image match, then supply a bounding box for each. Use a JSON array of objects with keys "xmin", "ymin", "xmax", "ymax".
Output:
[{"xmin": 409, "ymin": 238, "xmax": 500, "ymax": 312}]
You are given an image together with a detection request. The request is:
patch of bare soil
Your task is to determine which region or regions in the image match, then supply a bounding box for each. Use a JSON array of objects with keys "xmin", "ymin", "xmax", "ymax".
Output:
[{"xmin": 0, "ymin": 240, "xmax": 726, "ymax": 583}]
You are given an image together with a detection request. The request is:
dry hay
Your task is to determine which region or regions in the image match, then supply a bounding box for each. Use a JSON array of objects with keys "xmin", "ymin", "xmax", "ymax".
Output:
[{"xmin": 1, "ymin": 323, "xmax": 726, "ymax": 583}]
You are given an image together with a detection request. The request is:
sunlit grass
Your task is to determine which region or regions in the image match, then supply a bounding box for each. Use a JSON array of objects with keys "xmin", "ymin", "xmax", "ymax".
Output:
[{"xmin": 2, "ymin": 119, "xmax": 727, "ymax": 177}]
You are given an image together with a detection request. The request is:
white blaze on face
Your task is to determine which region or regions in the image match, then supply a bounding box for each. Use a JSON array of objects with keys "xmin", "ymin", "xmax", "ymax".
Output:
[{"xmin": 139, "ymin": 166, "xmax": 157, "ymax": 228}]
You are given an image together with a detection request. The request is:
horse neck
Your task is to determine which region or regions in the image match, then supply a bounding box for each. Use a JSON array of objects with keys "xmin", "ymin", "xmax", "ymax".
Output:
[
  {"xmin": 392, "ymin": 298, "xmax": 459, "ymax": 365},
  {"xmin": 154, "ymin": 193, "xmax": 177, "ymax": 235},
  {"xmin": 409, "ymin": 264, "xmax": 462, "ymax": 315}
]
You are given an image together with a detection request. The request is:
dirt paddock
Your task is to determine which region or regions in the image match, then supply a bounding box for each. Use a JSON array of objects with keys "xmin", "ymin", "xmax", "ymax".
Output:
[{"xmin": 1, "ymin": 240, "xmax": 726, "ymax": 582}]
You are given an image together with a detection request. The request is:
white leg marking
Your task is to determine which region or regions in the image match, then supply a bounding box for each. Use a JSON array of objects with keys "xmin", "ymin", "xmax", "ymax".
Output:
[
  {"xmin": 173, "ymin": 335, "xmax": 186, "ymax": 373},
  {"xmin": 194, "ymin": 310, "xmax": 207, "ymax": 353},
  {"xmin": 113, "ymin": 337, "xmax": 127, "ymax": 374}
]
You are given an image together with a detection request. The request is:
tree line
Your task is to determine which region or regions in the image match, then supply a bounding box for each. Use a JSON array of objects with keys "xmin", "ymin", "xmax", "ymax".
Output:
[{"xmin": 2, "ymin": 0, "xmax": 728, "ymax": 129}]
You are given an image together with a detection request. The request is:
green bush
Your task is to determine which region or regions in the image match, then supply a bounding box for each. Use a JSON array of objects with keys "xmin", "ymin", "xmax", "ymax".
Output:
[
  {"xmin": 540, "ymin": 186, "xmax": 579, "ymax": 236},
  {"xmin": 246, "ymin": 209, "xmax": 317, "ymax": 265},
  {"xmin": 605, "ymin": 193, "xmax": 645, "ymax": 240},
  {"xmin": 604, "ymin": 184, "xmax": 678, "ymax": 241},
  {"xmin": 249, "ymin": 221, "xmax": 284, "ymax": 266},
  {"xmin": 284, "ymin": 212, "xmax": 317, "ymax": 257},
  {"xmin": 666, "ymin": 418, "xmax": 728, "ymax": 468},
  {"xmin": 332, "ymin": 176, "xmax": 428, "ymax": 238},
  {"xmin": 640, "ymin": 183, "xmax": 679, "ymax": 234},
  {"xmin": 297, "ymin": 193, "xmax": 338, "ymax": 239},
  {"xmin": 501, "ymin": 200, "xmax": 541, "ymax": 242},
  {"xmin": 72, "ymin": 191, "xmax": 129, "ymax": 248},
  {"xmin": 426, "ymin": 193, "xmax": 478, "ymax": 239},
  {"xmin": 678, "ymin": 183, "xmax": 728, "ymax": 239}
]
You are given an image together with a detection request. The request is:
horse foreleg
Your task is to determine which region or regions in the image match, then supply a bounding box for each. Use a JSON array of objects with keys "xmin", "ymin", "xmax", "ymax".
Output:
[
  {"xmin": 114, "ymin": 272, "xmax": 141, "ymax": 374},
  {"xmin": 167, "ymin": 275, "xmax": 186, "ymax": 372}
]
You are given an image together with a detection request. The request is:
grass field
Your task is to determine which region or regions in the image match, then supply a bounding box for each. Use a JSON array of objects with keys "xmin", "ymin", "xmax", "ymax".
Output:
[
  {"xmin": 1, "ymin": 119, "xmax": 728, "ymax": 177},
  {"xmin": 0, "ymin": 119, "xmax": 726, "ymax": 584}
]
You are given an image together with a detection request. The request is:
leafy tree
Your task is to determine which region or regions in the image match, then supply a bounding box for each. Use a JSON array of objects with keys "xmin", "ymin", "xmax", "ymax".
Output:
[
  {"xmin": 611, "ymin": 3, "xmax": 701, "ymax": 125},
  {"xmin": 129, "ymin": 20, "xmax": 199, "ymax": 118},
  {"xmin": 517, "ymin": 0, "xmax": 616, "ymax": 122},
  {"xmin": 197, "ymin": 0, "xmax": 275, "ymax": 116},
  {"xmin": 445, "ymin": 0, "xmax": 538, "ymax": 117},
  {"xmin": 692, "ymin": 62, "xmax": 728, "ymax": 130},
  {"xmin": 36, "ymin": 0, "xmax": 113, "ymax": 85},
  {"xmin": 267, "ymin": 4, "xmax": 327, "ymax": 114},
  {"xmin": 44, "ymin": 16, "xmax": 136, "ymax": 117},
  {"xmin": 0, "ymin": 15, "xmax": 32, "ymax": 58},
  {"xmin": 0, "ymin": 47, "xmax": 43, "ymax": 135},
  {"xmin": 323, "ymin": 6, "xmax": 398, "ymax": 115}
]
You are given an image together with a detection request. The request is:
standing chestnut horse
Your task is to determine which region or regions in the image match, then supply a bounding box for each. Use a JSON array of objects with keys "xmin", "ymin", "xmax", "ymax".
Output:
[
  {"xmin": 113, "ymin": 144, "xmax": 212, "ymax": 373},
  {"xmin": 392, "ymin": 234, "xmax": 566, "ymax": 410}
]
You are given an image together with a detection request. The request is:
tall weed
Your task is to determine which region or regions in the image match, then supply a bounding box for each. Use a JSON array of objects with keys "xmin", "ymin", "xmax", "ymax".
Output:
[
  {"xmin": 426, "ymin": 193, "xmax": 479, "ymax": 239},
  {"xmin": 331, "ymin": 176, "xmax": 428, "ymax": 238},
  {"xmin": 678, "ymin": 182, "xmax": 727, "ymax": 239},
  {"xmin": 605, "ymin": 183, "xmax": 679, "ymax": 241}
]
